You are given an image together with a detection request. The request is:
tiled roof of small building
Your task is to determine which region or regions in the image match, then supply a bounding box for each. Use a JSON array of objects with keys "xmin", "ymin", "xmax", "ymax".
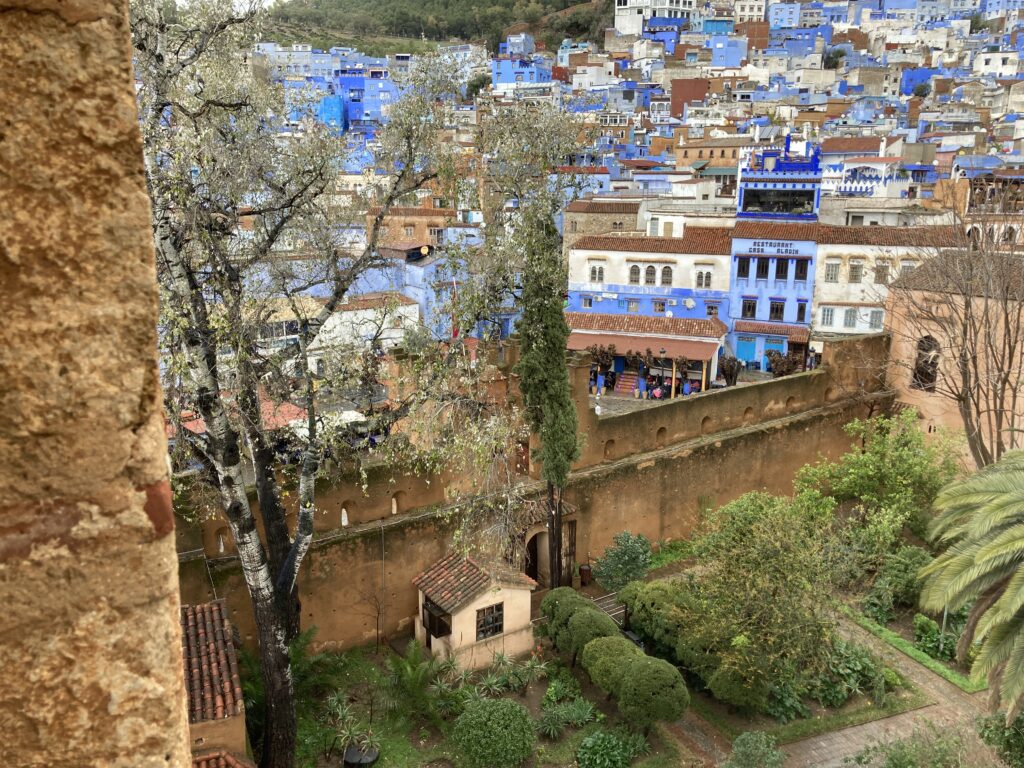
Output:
[
  {"xmin": 192, "ymin": 751, "xmax": 256, "ymax": 768},
  {"xmin": 821, "ymin": 136, "xmax": 890, "ymax": 154},
  {"xmin": 413, "ymin": 553, "xmax": 536, "ymax": 613},
  {"xmin": 566, "ymin": 311, "xmax": 728, "ymax": 339},
  {"xmin": 733, "ymin": 321, "xmax": 810, "ymax": 343},
  {"xmin": 733, "ymin": 222, "xmax": 818, "ymax": 241},
  {"xmin": 181, "ymin": 600, "xmax": 244, "ymax": 724},
  {"xmin": 564, "ymin": 200, "xmax": 642, "ymax": 214},
  {"xmin": 572, "ymin": 227, "xmax": 732, "ymax": 255},
  {"xmin": 815, "ymin": 225, "xmax": 958, "ymax": 247}
]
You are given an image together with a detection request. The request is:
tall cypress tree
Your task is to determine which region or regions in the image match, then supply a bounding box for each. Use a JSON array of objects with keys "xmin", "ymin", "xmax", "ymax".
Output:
[{"xmin": 516, "ymin": 207, "xmax": 580, "ymax": 587}]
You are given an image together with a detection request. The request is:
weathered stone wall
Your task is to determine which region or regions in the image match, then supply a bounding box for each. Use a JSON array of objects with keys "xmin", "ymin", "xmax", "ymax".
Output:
[
  {"xmin": 183, "ymin": 387, "xmax": 889, "ymax": 652},
  {"xmin": 0, "ymin": 0, "xmax": 190, "ymax": 765}
]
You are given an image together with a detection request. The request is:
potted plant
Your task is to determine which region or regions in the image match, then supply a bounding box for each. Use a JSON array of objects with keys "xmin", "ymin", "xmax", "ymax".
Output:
[{"xmin": 344, "ymin": 730, "xmax": 381, "ymax": 767}]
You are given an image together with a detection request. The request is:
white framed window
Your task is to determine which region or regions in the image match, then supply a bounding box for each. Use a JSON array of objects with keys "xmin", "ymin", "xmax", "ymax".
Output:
[
  {"xmin": 849, "ymin": 262, "xmax": 863, "ymax": 283},
  {"xmin": 821, "ymin": 307, "xmax": 835, "ymax": 326},
  {"xmin": 869, "ymin": 309, "xmax": 884, "ymax": 329},
  {"xmin": 843, "ymin": 308, "xmax": 857, "ymax": 328},
  {"xmin": 824, "ymin": 262, "xmax": 840, "ymax": 282},
  {"xmin": 582, "ymin": 296, "xmax": 593, "ymax": 308},
  {"xmin": 627, "ymin": 299, "xmax": 640, "ymax": 312}
]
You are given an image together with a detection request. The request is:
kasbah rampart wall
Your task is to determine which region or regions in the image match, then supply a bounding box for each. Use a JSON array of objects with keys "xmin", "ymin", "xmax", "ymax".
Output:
[{"xmin": 179, "ymin": 334, "xmax": 893, "ymax": 652}]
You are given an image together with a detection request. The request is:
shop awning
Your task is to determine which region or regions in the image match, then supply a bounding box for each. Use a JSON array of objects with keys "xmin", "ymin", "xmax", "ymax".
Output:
[{"xmin": 567, "ymin": 331, "xmax": 719, "ymax": 361}]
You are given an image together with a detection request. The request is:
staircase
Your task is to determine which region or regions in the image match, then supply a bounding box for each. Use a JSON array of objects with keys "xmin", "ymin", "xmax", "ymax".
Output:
[{"xmin": 614, "ymin": 371, "xmax": 637, "ymax": 395}]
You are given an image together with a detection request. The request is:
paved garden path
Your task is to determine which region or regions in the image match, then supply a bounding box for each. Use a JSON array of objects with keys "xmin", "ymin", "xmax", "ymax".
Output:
[{"xmin": 783, "ymin": 620, "xmax": 995, "ymax": 767}]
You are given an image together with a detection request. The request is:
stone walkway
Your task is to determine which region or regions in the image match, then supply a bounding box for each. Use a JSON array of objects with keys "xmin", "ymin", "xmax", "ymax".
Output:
[{"xmin": 782, "ymin": 620, "xmax": 996, "ymax": 767}]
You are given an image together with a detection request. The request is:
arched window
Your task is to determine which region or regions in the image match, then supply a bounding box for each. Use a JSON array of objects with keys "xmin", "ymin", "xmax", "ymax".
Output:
[
  {"xmin": 661, "ymin": 266, "xmax": 673, "ymax": 286},
  {"xmin": 612, "ymin": 220, "xmax": 623, "ymax": 231},
  {"xmin": 569, "ymin": 220, "xmax": 578, "ymax": 233},
  {"xmin": 645, "ymin": 265, "xmax": 656, "ymax": 285},
  {"xmin": 1004, "ymin": 226, "xmax": 1017, "ymax": 244},
  {"xmin": 590, "ymin": 266, "xmax": 599, "ymax": 282},
  {"xmin": 696, "ymin": 271, "xmax": 705, "ymax": 288},
  {"xmin": 597, "ymin": 266, "xmax": 605, "ymax": 282},
  {"xmin": 911, "ymin": 336, "xmax": 939, "ymax": 392},
  {"xmin": 629, "ymin": 265, "xmax": 640, "ymax": 284}
]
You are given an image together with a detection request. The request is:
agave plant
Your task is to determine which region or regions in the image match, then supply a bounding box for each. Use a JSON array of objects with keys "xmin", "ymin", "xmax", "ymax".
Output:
[
  {"xmin": 476, "ymin": 672, "xmax": 507, "ymax": 697},
  {"xmin": 382, "ymin": 640, "xmax": 442, "ymax": 723},
  {"xmin": 522, "ymin": 657, "xmax": 550, "ymax": 685},
  {"xmin": 490, "ymin": 651, "xmax": 515, "ymax": 673},
  {"xmin": 537, "ymin": 710, "xmax": 567, "ymax": 740}
]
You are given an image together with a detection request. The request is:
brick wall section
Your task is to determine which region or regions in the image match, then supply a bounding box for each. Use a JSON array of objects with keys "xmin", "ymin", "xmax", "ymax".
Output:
[{"xmin": 0, "ymin": 0, "xmax": 190, "ymax": 765}]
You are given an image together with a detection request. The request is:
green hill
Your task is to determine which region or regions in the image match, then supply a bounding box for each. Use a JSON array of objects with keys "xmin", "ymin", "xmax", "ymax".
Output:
[{"xmin": 266, "ymin": 0, "xmax": 612, "ymax": 52}]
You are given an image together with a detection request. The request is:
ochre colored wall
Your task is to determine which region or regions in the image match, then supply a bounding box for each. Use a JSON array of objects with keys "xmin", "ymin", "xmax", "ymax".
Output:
[
  {"xmin": 0, "ymin": 0, "xmax": 191, "ymax": 764},
  {"xmin": 184, "ymin": 386, "xmax": 889, "ymax": 655}
]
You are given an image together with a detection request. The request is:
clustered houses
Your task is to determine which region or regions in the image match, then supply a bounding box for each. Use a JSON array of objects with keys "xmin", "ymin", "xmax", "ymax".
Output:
[{"xmin": 253, "ymin": 2, "xmax": 1024, "ymax": 373}]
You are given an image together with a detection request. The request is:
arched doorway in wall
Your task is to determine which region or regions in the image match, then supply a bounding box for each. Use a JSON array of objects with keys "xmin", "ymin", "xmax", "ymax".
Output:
[{"xmin": 524, "ymin": 529, "xmax": 550, "ymax": 587}]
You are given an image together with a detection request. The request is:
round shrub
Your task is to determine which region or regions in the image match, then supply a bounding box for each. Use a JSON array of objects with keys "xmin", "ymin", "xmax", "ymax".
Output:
[
  {"xmin": 581, "ymin": 636, "xmax": 644, "ymax": 697},
  {"xmin": 452, "ymin": 698, "xmax": 535, "ymax": 768},
  {"xmin": 722, "ymin": 731, "xmax": 785, "ymax": 768},
  {"xmin": 541, "ymin": 586, "xmax": 579, "ymax": 622},
  {"xmin": 550, "ymin": 592, "xmax": 590, "ymax": 639},
  {"xmin": 564, "ymin": 607, "xmax": 621, "ymax": 660},
  {"xmin": 576, "ymin": 729, "xmax": 634, "ymax": 768},
  {"xmin": 618, "ymin": 656, "xmax": 690, "ymax": 731},
  {"xmin": 617, "ymin": 580, "xmax": 645, "ymax": 612}
]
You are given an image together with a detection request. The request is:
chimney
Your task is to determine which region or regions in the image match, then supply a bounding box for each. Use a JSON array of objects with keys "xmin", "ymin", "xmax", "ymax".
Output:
[
  {"xmin": 879, "ymin": 136, "xmax": 885, "ymax": 157},
  {"xmin": 753, "ymin": 122, "xmax": 761, "ymax": 142}
]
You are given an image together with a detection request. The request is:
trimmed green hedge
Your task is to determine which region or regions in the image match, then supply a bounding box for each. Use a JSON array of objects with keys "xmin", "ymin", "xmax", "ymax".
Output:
[
  {"xmin": 689, "ymin": 682, "xmax": 931, "ymax": 745},
  {"xmin": 843, "ymin": 608, "xmax": 987, "ymax": 694}
]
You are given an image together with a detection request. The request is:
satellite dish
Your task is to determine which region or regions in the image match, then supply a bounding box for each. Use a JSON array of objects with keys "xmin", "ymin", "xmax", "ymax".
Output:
[
  {"xmin": 665, "ymin": 310, "xmax": 673, "ymax": 317},
  {"xmin": 420, "ymin": 245, "xmax": 430, "ymax": 256},
  {"xmin": 684, "ymin": 298, "xmax": 696, "ymax": 309}
]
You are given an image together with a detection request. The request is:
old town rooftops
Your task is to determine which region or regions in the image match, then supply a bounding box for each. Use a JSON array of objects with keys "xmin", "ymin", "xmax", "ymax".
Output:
[
  {"xmin": 181, "ymin": 600, "xmax": 244, "ymax": 724},
  {"xmin": 564, "ymin": 199, "xmax": 642, "ymax": 214}
]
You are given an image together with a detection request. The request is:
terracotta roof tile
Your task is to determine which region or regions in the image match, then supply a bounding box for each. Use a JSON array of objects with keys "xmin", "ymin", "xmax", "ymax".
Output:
[
  {"xmin": 821, "ymin": 136, "xmax": 890, "ymax": 154},
  {"xmin": 815, "ymin": 225, "xmax": 958, "ymax": 247},
  {"xmin": 572, "ymin": 227, "xmax": 732, "ymax": 255},
  {"xmin": 564, "ymin": 200, "xmax": 642, "ymax": 214},
  {"xmin": 733, "ymin": 222, "xmax": 818, "ymax": 241},
  {"xmin": 192, "ymin": 752, "xmax": 256, "ymax": 768},
  {"xmin": 413, "ymin": 553, "xmax": 536, "ymax": 613},
  {"xmin": 733, "ymin": 321, "xmax": 810, "ymax": 343},
  {"xmin": 181, "ymin": 600, "xmax": 244, "ymax": 724},
  {"xmin": 566, "ymin": 311, "xmax": 727, "ymax": 339}
]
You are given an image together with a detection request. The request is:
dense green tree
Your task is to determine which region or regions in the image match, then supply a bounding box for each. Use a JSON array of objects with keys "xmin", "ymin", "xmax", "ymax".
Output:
[
  {"xmin": 592, "ymin": 531, "xmax": 653, "ymax": 592},
  {"xmin": 562, "ymin": 608, "xmax": 620, "ymax": 665},
  {"xmin": 617, "ymin": 656, "xmax": 690, "ymax": 732},
  {"xmin": 580, "ymin": 636, "xmax": 644, "ymax": 697},
  {"xmin": 516, "ymin": 205, "xmax": 579, "ymax": 587},
  {"xmin": 452, "ymin": 699, "xmax": 535, "ymax": 768},
  {"xmin": 920, "ymin": 451, "xmax": 1024, "ymax": 721}
]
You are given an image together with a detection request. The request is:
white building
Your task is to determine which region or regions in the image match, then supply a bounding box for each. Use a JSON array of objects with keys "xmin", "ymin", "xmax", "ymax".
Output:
[
  {"xmin": 810, "ymin": 226, "xmax": 952, "ymax": 343},
  {"xmin": 614, "ymin": 0, "xmax": 696, "ymax": 35}
]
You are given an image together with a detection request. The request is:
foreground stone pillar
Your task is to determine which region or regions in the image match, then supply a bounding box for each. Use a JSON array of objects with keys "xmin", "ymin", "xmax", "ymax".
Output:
[{"xmin": 0, "ymin": 0, "xmax": 190, "ymax": 766}]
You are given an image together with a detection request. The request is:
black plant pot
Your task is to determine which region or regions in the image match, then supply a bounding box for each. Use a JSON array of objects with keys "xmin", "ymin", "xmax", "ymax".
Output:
[{"xmin": 343, "ymin": 744, "xmax": 380, "ymax": 767}]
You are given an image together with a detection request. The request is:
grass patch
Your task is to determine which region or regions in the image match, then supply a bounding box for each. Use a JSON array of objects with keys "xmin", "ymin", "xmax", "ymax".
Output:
[
  {"xmin": 635, "ymin": 724, "xmax": 685, "ymax": 768},
  {"xmin": 536, "ymin": 722, "xmax": 602, "ymax": 765},
  {"xmin": 649, "ymin": 540, "xmax": 693, "ymax": 571},
  {"xmin": 688, "ymin": 683, "xmax": 931, "ymax": 746},
  {"xmin": 844, "ymin": 608, "xmax": 988, "ymax": 694}
]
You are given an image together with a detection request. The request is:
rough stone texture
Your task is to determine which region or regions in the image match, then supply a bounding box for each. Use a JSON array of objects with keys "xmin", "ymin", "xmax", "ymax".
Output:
[{"xmin": 0, "ymin": 0, "xmax": 190, "ymax": 765}]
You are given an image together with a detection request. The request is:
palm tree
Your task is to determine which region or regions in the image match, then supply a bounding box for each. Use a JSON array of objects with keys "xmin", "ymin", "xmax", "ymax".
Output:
[{"xmin": 920, "ymin": 451, "xmax": 1024, "ymax": 720}]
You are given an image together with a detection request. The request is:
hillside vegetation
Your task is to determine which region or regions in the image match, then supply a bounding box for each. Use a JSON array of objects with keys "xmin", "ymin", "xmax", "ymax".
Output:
[{"xmin": 267, "ymin": 0, "xmax": 613, "ymax": 51}]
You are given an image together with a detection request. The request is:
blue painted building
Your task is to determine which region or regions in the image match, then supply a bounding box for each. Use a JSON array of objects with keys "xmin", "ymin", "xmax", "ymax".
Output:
[
  {"xmin": 727, "ymin": 223, "xmax": 817, "ymax": 370},
  {"xmin": 491, "ymin": 57, "xmax": 553, "ymax": 87},
  {"xmin": 708, "ymin": 35, "xmax": 748, "ymax": 68},
  {"xmin": 768, "ymin": 1, "xmax": 801, "ymax": 28},
  {"xmin": 729, "ymin": 142, "xmax": 821, "ymax": 369},
  {"xmin": 737, "ymin": 139, "xmax": 822, "ymax": 221}
]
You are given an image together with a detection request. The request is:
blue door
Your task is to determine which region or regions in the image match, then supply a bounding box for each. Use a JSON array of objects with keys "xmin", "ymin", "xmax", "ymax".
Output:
[
  {"xmin": 763, "ymin": 338, "xmax": 786, "ymax": 370},
  {"xmin": 736, "ymin": 336, "xmax": 756, "ymax": 362}
]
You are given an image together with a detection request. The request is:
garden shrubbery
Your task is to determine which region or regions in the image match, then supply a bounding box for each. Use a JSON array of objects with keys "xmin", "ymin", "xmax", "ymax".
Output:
[
  {"xmin": 722, "ymin": 732, "xmax": 785, "ymax": 768},
  {"xmin": 863, "ymin": 545, "xmax": 933, "ymax": 625},
  {"xmin": 592, "ymin": 531, "xmax": 653, "ymax": 591},
  {"xmin": 576, "ymin": 729, "xmax": 650, "ymax": 768},
  {"xmin": 580, "ymin": 635, "xmax": 644, "ymax": 697},
  {"xmin": 452, "ymin": 698, "xmax": 535, "ymax": 768},
  {"xmin": 617, "ymin": 655, "xmax": 690, "ymax": 732}
]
